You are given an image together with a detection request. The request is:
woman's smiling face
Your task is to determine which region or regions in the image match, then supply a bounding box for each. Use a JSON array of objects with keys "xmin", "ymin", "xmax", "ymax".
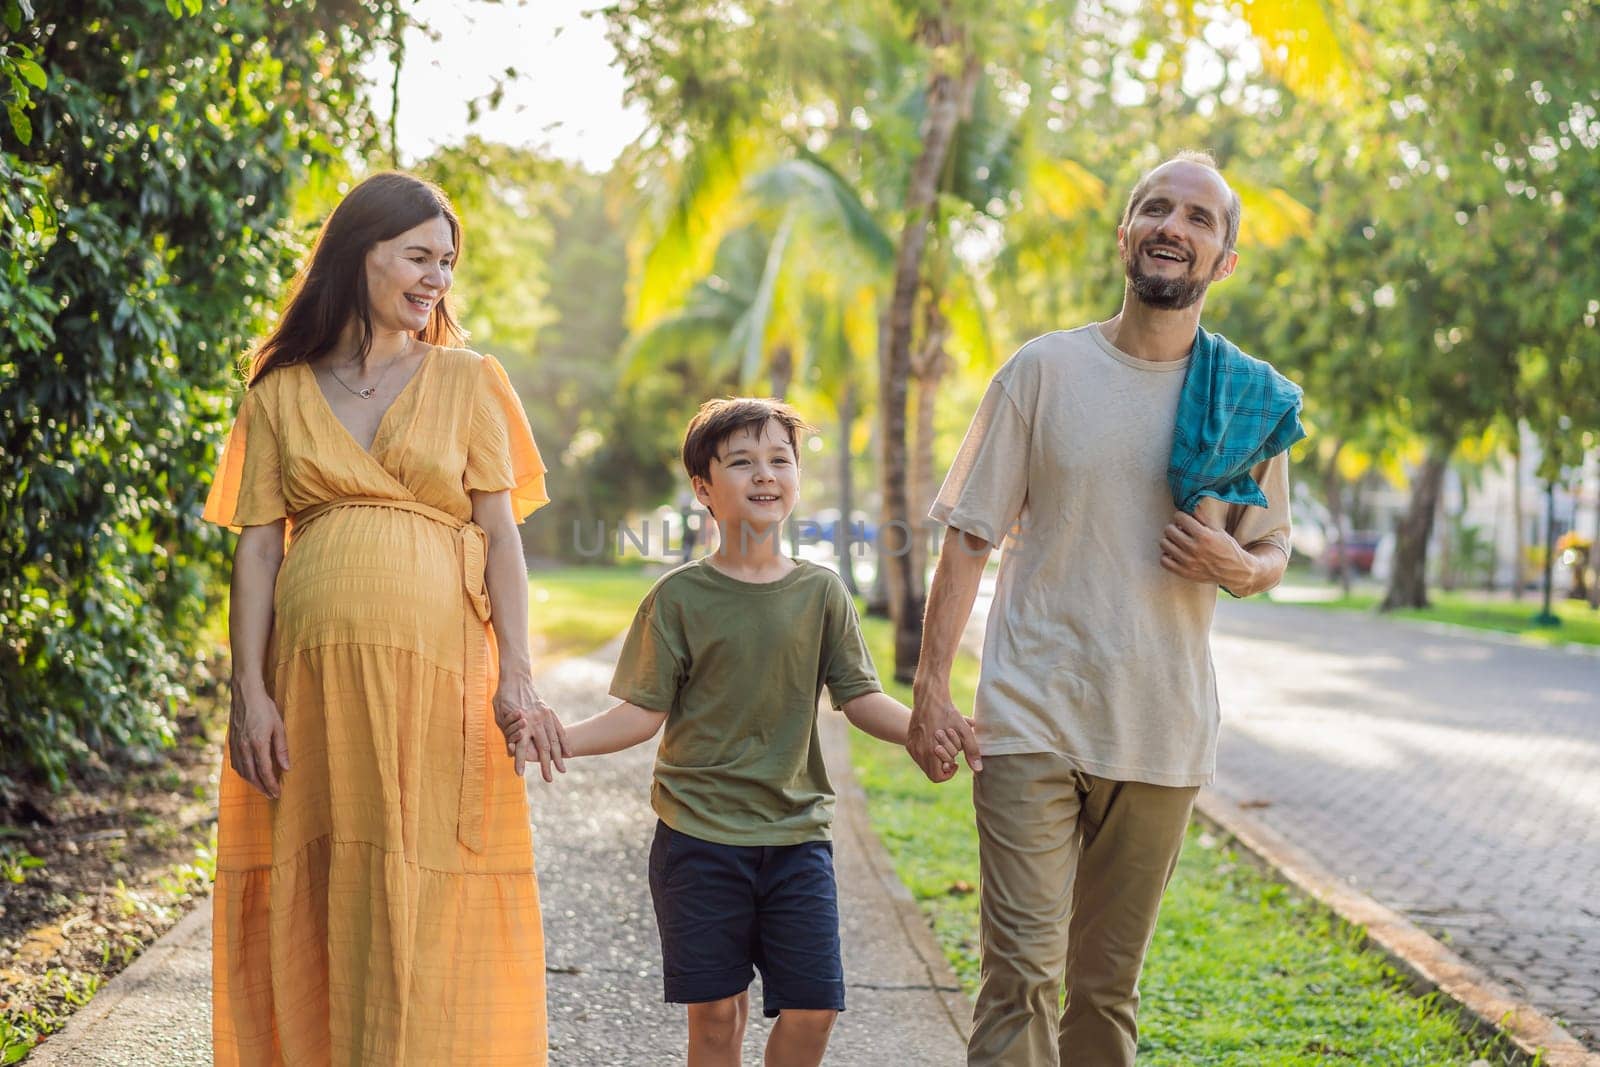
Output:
[{"xmin": 364, "ymin": 215, "xmax": 456, "ymax": 334}]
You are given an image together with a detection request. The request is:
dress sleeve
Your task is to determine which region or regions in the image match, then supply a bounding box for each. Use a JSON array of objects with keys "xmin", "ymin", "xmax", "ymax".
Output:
[
  {"xmin": 202, "ymin": 386, "xmax": 287, "ymax": 531},
  {"xmin": 464, "ymin": 354, "xmax": 549, "ymax": 521}
]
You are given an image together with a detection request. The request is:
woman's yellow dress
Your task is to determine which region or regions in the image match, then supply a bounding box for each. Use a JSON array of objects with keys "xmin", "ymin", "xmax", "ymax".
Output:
[{"xmin": 203, "ymin": 347, "xmax": 549, "ymax": 1065}]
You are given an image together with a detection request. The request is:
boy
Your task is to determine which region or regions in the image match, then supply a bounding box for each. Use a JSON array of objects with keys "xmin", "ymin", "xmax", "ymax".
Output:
[{"xmin": 545, "ymin": 397, "xmax": 954, "ymax": 1067}]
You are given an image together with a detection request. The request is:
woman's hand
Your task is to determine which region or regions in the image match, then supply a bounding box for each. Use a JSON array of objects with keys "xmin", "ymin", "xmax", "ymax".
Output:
[
  {"xmin": 494, "ymin": 676, "xmax": 569, "ymax": 781},
  {"xmin": 229, "ymin": 678, "xmax": 290, "ymax": 799}
]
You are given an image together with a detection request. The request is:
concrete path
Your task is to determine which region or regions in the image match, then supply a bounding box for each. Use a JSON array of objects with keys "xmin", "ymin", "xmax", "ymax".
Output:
[
  {"xmin": 1207, "ymin": 600, "xmax": 1600, "ymax": 1049},
  {"xmin": 532, "ymin": 639, "xmax": 968, "ymax": 1065},
  {"xmin": 27, "ymin": 639, "xmax": 968, "ymax": 1064}
]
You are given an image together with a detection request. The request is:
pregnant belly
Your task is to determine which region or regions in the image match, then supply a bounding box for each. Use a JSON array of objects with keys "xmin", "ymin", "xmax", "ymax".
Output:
[{"xmin": 272, "ymin": 507, "xmax": 468, "ymax": 665}]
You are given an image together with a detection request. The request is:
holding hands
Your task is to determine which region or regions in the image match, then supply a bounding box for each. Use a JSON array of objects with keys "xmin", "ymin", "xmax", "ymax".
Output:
[
  {"xmin": 907, "ymin": 681, "xmax": 982, "ymax": 783},
  {"xmin": 494, "ymin": 676, "xmax": 570, "ymax": 781}
]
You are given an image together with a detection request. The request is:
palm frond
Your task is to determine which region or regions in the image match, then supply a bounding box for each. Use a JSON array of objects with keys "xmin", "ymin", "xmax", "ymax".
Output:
[
  {"xmin": 1234, "ymin": 180, "xmax": 1313, "ymax": 248},
  {"xmin": 746, "ymin": 154, "xmax": 895, "ymax": 267},
  {"xmin": 630, "ymin": 131, "xmax": 765, "ymax": 329},
  {"xmin": 1235, "ymin": 0, "xmax": 1367, "ymax": 101}
]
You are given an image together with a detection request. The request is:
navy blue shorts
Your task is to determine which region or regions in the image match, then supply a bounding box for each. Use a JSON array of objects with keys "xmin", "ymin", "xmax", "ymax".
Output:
[{"xmin": 648, "ymin": 820, "xmax": 846, "ymax": 1017}]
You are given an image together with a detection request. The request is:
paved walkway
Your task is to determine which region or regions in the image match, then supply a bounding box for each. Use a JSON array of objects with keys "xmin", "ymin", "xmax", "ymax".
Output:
[
  {"xmin": 1207, "ymin": 600, "xmax": 1600, "ymax": 1049},
  {"xmin": 535, "ymin": 640, "xmax": 967, "ymax": 1065},
  {"xmin": 27, "ymin": 639, "xmax": 968, "ymax": 1065}
]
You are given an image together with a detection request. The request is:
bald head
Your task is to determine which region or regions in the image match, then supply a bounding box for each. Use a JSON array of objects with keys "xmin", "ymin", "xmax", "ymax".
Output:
[{"xmin": 1121, "ymin": 152, "xmax": 1241, "ymax": 255}]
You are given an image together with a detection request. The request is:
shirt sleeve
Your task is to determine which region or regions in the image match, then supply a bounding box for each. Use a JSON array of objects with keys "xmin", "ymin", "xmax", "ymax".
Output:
[
  {"xmin": 202, "ymin": 385, "xmax": 287, "ymax": 530},
  {"xmin": 464, "ymin": 353, "xmax": 550, "ymax": 522},
  {"xmin": 1227, "ymin": 449, "xmax": 1292, "ymax": 558},
  {"xmin": 609, "ymin": 594, "xmax": 687, "ymax": 715},
  {"xmin": 928, "ymin": 377, "xmax": 1031, "ymax": 547},
  {"xmin": 824, "ymin": 581, "xmax": 883, "ymax": 709}
]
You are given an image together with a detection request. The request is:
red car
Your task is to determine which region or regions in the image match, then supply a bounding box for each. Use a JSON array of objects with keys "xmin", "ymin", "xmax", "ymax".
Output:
[{"xmin": 1322, "ymin": 533, "xmax": 1380, "ymax": 576}]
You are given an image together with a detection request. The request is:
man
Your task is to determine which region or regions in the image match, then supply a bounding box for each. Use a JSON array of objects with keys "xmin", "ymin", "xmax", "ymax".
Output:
[{"xmin": 911, "ymin": 152, "xmax": 1294, "ymax": 1066}]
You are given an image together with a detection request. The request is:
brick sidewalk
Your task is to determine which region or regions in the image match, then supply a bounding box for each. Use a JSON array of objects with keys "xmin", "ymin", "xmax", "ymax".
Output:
[{"xmin": 1208, "ymin": 600, "xmax": 1600, "ymax": 1049}]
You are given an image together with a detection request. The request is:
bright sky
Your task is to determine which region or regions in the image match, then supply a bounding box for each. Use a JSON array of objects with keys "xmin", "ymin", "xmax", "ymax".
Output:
[{"xmin": 363, "ymin": 1, "xmax": 649, "ymax": 172}]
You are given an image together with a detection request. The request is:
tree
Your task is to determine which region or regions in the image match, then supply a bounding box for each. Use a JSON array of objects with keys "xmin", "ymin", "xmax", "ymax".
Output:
[
  {"xmin": 603, "ymin": 0, "xmax": 1363, "ymax": 679},
  {"xmin": 0, "ymin": 2, "xmax": 396, "ymax": 785},
  {"xmin": 418, "ymin": 142, "xmax": 675, "ymax": 563}
]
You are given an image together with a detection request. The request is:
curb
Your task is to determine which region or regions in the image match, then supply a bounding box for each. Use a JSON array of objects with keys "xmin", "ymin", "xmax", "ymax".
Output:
[
  {"xmin": 23, "ymin": 895, "xmax": 213, "ymax": 1065},
  {"xmin": 823, "ymin": 710, "xmax": 973, "ymax": 1045},
  {"xmin": 1196, "ymin": 790, "xmax": 1598, "ymax": 1066},
  {"xmin": 1261, "ymin": 594, "xmax": 1600, "ymax": 659}
]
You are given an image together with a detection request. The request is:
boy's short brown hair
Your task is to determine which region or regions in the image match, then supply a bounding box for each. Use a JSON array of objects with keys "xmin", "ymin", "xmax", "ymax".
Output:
[{"xmin": 682, "ymin": 397, "xmax": 814, "ymax": 482}]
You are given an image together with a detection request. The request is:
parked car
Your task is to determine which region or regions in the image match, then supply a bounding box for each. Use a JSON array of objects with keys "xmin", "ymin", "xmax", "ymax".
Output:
[
  {"xmin": 802, "ymin": 509, "xmax": 876, "ymax": 547},
  {"xmin": 1322, "ymin": 532, "xmax": 1381, "ymax": 576}
]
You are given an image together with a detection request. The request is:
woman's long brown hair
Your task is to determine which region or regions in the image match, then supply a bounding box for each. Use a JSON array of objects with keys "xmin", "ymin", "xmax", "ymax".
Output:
[{"xmin": 248, "ymin": 172, "xmax": 467, "ymax": 384}]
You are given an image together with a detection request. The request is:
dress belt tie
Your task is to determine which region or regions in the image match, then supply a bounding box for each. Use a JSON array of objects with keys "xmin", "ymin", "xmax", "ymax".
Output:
[{"xmin": 292, "ymin": 496, "xmax": 493, "ymax": 853}]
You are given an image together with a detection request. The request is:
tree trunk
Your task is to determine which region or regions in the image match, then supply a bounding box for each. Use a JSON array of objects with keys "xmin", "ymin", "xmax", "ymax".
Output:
[
  {"xmin": 1511, "ymin": 437, "xmax": 1526, "ymax": 600},
  {"xmin": 768, "ymin": 344, "xmax": 794, "ymax": 399},
  {"xmin": 866, "ymin": 547, "xmax": 890, "ymax": 617},
  {"xmin": 1323, "ymin": 439, "xmax": 1352, "ymax": 597},
  {"xmin": 909, "ymin": 296, "xmax": 952, "ymax": 603},
  {"xmin": 1588, "ymin": 447, "xmax": 1600, "ymax": 610},
  {"xmin": 877, "ymin": 16, "xmax": 978, "ymax": 683},
  {"xmin": 1381, "ymin": 446, "xmax": 1451, "ymax": 611},
  {"xmin": 836, "ymin": 383, "xmax": 859, "ymax": 597}
]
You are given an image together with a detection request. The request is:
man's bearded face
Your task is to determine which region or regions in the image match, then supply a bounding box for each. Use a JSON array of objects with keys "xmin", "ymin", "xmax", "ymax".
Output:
[{"xmin": 1121, "ymin": 237, "xmax": 1225, "ymax": 311}]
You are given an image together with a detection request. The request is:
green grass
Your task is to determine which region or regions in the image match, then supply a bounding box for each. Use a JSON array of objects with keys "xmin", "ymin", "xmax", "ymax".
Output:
[
  {"xmin": 1, "ymin": 969, "xmax": 104, "ymax": 1064},
  {"xmin": 849, "ymin": 610, "xmax": 1519, "ymax": 1065},
  {"xmin": 527, "ymin": 563, "xmax": 658, "ymax": 663},
  {"xmin": 1275, "ymin": 587, "xmax": 1600, "ymax": 648}
]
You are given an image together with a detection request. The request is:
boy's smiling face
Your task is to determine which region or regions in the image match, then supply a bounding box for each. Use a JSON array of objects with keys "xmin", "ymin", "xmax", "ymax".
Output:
[{"xmin": 692, "ymin": 417, "xmax": 800, "ymax": 531}]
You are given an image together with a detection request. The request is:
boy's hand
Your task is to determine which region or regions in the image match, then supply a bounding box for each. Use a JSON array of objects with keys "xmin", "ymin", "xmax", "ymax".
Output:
[
  {"xmin": 932, "ymin": 719, "xmax": 979, "ymax": 778},
  {"xmin": 908, "ymin": 685, "xmax": 982, "ymax": 780},
  {"xmin": 495, "ymin": 680, "xmax": 570, "ymax": 780},
  {"xmin": 519, "ymin": 697, "xmax": 569, "ymax": 782}
]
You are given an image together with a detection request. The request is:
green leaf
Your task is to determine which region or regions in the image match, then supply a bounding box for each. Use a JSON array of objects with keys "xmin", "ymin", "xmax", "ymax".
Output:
[
  {"xmin": 7, "ymin": 106, "xmax": 30, "ymax": 145},
  {"xmin": 165, "ymin": 0, "xmax": 181, "ymax": 16},
  {"xmin": 14, "ymin": 58, "xmax": 46, "ymax": 90}
]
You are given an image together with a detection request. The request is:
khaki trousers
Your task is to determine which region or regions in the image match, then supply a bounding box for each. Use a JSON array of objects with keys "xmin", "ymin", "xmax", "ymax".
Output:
[{"xmin": 967, "ymin": 754, "xmax": 1198, "ymax": 1067}]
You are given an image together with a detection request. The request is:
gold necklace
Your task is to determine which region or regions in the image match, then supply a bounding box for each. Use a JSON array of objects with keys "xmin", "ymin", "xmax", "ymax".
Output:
[{"xmin": 326, "ymin": 336, "xmax": 415, "ymax": 400}]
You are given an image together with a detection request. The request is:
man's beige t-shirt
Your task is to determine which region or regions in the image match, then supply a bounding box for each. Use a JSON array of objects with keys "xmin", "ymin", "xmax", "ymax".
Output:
[{"xmin": 930, "ymin": 324, "xmax": 1292, "ymax": 786}]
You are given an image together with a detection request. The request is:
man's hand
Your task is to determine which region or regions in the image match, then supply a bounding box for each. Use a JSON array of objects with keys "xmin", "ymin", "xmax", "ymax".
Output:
[
  {"xmin": 908, "ymin": 680, "xmax": 982, "ymax": 781},
  {"xmin": 1159, "ymin": 511, "xmax": 1257, "ymax": 589}
]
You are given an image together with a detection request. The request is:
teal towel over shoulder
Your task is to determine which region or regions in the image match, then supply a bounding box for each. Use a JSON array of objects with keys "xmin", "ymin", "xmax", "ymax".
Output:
[{"xmin": 1168, "ymin": 327, "xmax": 1306, "ymax": 514}]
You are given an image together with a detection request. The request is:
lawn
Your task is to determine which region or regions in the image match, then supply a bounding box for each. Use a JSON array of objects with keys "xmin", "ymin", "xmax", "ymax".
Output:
[
  {"xmin": 528, "ymin": 562, "xmax": 659, "ymax": 663},
  {"xmin": 1271, "ymin": 585, "xmax": 1600, "ymax": 648},
  {"xmin": 848, "ymin": 610, "xmax": 1519, "ymax": 1065}
]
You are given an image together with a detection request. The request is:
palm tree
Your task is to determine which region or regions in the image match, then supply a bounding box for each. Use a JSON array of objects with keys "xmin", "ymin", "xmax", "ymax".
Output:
[{"xmin": 616, "ymin": 0, "xmax": 1363, "ymax": 679}]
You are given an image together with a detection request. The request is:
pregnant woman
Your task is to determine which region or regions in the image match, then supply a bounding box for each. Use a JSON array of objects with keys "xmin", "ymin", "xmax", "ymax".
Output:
[{"xmin": 203, "ymin": 172, "xmax": 566, "ymax": 1065}]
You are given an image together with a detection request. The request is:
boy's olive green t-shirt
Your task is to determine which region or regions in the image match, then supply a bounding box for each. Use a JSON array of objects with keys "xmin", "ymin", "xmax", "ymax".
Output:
[{"xmin": 609, "ymin": 558, "xmax": 883, "ymax": 846}]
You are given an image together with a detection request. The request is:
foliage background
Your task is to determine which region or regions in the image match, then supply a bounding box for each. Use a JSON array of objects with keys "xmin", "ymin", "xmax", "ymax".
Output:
[
  {"xmin": 0, "ymin": 1, "xmax": 398, "ymax": 785},
  {"xmin": 2, "ymin": 0, "xmax": 1597, "ymax": 783}
]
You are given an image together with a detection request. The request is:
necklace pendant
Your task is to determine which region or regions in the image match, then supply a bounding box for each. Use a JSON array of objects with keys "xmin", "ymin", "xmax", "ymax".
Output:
[{"xmin": 359, "ymin": 388, "xmax": 375, "ymax": 399}]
